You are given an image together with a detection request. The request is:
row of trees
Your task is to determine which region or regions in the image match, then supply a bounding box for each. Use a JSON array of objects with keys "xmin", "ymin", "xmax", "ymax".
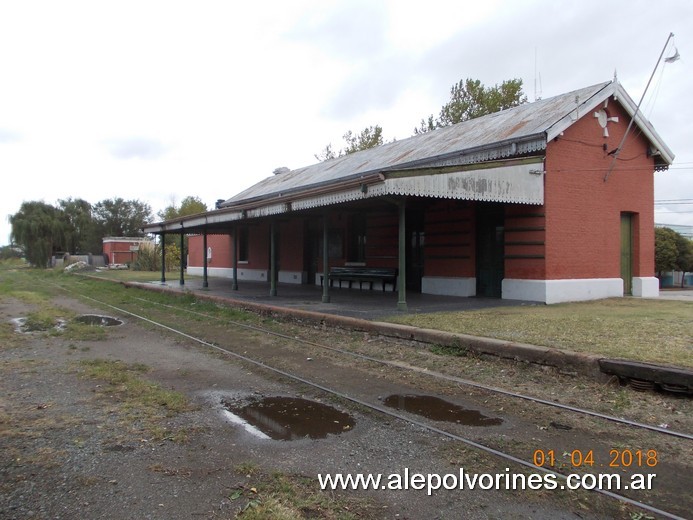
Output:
[
  {"xmin": 655, "ymin": 227, "xmax": 693, "ymax": 286},
  {"xmin": 8, "ymin": 196, "xmax": 208, "ymax": 268},
  {"xmin": 316, "ymin": 77, "xmax": 527, "ymax": 160}
]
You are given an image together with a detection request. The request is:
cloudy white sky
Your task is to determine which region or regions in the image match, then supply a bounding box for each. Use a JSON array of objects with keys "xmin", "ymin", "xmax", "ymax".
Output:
[{"xmin": 1, "ymin": 0, "xmax": 692, "ymax": 246}]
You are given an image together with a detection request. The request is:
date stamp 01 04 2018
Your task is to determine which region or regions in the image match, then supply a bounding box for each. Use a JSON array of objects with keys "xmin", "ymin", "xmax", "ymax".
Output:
[{"xmin": 532, "ymin": 448, "xmax": 659, "ymax": 470}]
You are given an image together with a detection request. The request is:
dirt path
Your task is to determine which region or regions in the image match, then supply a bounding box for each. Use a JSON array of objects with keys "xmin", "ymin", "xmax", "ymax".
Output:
[{"xmin": 1, "ymin": 290, "xmax": 690, "ymax": 519}]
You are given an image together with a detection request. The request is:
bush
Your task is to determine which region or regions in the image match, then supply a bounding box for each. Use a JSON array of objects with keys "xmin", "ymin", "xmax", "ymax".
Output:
[
  {"xmin": 133, "ymin": 244, "xmax": 181, "ymax": 272},
  {"xmin": 0, "ymin": 245, "xmax": 23, "ymax": 261}
]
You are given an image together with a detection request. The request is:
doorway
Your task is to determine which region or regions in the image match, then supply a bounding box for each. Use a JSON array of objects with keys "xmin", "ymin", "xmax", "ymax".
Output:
[
  {"xmin": 406, "ymin": 209, "xmax": 425, "ymax": 292},
  {"xmin": 476, "ymin": 204, "xmax": 505, "ymax": 298},
  {"xmin": 304, "ymin": 219, "xmax": 320, "ymax": 285},
  {"xmin": 621, "ymin": 213, "xmax": 633, "ymax": 295}
]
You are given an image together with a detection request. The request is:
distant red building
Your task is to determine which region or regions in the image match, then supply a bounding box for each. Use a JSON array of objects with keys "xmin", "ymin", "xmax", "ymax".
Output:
[
  {"xmin": 148, "ymin": 81, "xmax": 673, "ymax": 305},
  {"xmin": 102, "ymin": 237, "xmax": 153, "ymax": 266}
]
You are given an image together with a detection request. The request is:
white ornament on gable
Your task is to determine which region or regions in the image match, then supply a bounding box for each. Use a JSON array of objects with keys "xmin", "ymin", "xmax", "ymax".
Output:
[{"xmin": 594, "ymin": 99, "xmax": 619, "ymax": 137}]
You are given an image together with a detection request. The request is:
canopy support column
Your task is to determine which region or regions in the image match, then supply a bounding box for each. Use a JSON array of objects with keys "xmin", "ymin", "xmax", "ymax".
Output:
[
  {"xmin": 397, "ymin": 199, "xmax": 408, "ymax": 311},
  {"xmin": 160, "ymin": 233, "xmax": 166, "ymax": 283},
  {"xmin": 322, "ymin": 212, "xmax": 330, "ymax": 303},
  {"xmin": 270, "ymin": 220, "xmax": 277, "ymax": 297},
  {"xmin": 179, "ymin": 231, "xmax": 185, "ymax": 286},
  {"xmin": 202, "ymin": 230, "xmax": 208, "ymax": 289},
  {"xmin": 232, "ymin": 226, "xmax": 239, "ymax": 291}
]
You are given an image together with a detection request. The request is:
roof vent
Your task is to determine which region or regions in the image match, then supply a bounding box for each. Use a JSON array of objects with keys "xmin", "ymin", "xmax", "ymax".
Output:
[{"xmin": 273, "ymin": 166, "xmax": 290, "ymax": 175}]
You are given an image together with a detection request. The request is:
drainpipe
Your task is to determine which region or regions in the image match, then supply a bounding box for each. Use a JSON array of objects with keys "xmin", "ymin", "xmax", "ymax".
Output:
[
  {"xmin": 270, "ymin": 220, "xmax": 277, "ymax": 296},
  {"xmin": 397, "ymin": 199, "xmax": 408, "ymax": 311},
  {"xmin": 232, "ymin": 225, "xmax": 239, "ymax": 291},
  {"xmin": 179, "ymin": 229, "xmax": 185, "ymax": 286},
  {"xmin": 202, "ymin": 230, "xmax": 208, "ymax": 289},
  {"xmin": 322, "ymin": 212, "xmax": 330, "ymax": 303}
]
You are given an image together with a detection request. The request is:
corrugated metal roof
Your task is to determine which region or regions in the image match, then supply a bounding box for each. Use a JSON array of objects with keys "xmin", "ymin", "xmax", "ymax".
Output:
[{"xmin": 221, "ymin": 81, "xmax": 623, "ymax": 207}]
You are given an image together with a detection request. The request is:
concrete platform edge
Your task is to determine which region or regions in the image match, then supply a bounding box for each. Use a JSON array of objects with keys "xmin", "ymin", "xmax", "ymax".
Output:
[{"xmin": 120, "ymin": 280, "xmax": 605, "ymax": 379}]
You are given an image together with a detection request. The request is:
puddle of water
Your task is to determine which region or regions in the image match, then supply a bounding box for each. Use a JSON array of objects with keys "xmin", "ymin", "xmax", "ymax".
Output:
[
  {"xmin": 11, "ymin": 317, "xmax": 28, "ymax": 332},
  {"xmin": 73, "ymin": 315, "xmax": 123, "ymax": 326},
  {"xmin": 383, "ymin": 394, "xmax": 503, "ymax": 426},
  {"xmin": 222, "ymin": 396, "xmax": 355, "ymax": 441},
  {"xmin": 12, "ymin": 317, "xmax": 67, "ymax": 333}
]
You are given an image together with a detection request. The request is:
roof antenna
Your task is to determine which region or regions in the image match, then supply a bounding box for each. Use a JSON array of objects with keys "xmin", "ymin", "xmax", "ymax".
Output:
[
  {"xmin": 534, "ymin": 47, "xmax": 542, "ymax": 101},
  {"xmin": 604, "ymin": 32, "xmax": 676, "ymax": 181}
]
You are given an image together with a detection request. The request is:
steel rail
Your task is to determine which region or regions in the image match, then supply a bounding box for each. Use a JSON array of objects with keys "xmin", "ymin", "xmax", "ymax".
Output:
[
  {"xmin": 126, "ymin": 295, "xmax": 693, "ymax": 441},
  {"xmin": 64, "ymin": 289, "xmax": 686, "ymax": 520},
  {"xmin": 50, "ymin": 284, "xmax": 686, "ymax": 520}
]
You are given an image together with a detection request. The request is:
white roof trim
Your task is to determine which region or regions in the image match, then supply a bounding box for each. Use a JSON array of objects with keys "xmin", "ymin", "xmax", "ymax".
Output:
[
  {"xmin": 292, "ymin": 162, "xmax": 544, "ymax": 209},
  {"xmin": 384, "ymin": 162, "xmax": 544, "ymax": 204},
  {"xmin": 143, "ymin": 162, "xmax": 546, "ymax": 234},
  {"xmin": 546, "ymin": 81, "xmax": 674, "ymax": 165}
]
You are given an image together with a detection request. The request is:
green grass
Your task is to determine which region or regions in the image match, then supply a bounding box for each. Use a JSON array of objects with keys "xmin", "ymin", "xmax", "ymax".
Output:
[
  {"xmin": 3, "ymin": 266, "xmax": 691, "ymax": 367},
  {"xmin": 231, "ymin": 471, "xmax": 376, "ymax": 520},
  {"xmin": 387, "ymin": 298, "xmax": 693, "ymax": 367},
  {"xmin": 85, "ymin": 269, "xmax": 202, "ymax": 283},
  {"xmin": 0, "ymin": 258, "xmax": 27, "ymax": 270},
  {"xmin": 77, "ymin": 359, "xmax": 192, "ymax": 440}
]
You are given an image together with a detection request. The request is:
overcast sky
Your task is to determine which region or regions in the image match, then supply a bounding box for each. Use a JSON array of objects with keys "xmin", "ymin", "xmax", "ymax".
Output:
[{"xmin": 1, "ymin": 0, "xmax": 692, "ymax": 246}]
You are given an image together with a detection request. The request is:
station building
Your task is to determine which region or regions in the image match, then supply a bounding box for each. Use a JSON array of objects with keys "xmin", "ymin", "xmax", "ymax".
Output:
[
  {"xmin": 143, "ymin": 80, "xmax": 674, "ymax": 306},
  {"xmin": 102, "ymin": 236, "xmax": 153, "ymax": 266}
]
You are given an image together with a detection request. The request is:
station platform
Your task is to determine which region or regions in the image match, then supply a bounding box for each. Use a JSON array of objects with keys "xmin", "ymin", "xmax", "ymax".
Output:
[{"xmin": 140, "ymin": 275, "xmax": 537, "ymax": 321}]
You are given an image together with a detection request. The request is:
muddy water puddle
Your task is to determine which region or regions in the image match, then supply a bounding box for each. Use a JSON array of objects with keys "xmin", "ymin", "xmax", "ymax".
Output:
[
  {"xmin": 73, "ymin": 315, "xmax": 123, "ymax": 326},
  {"xmin": 222, "ymin": 396, "xmax": 355, "ymax": 440},
  {"xmin": 383, "ymin": 394, "xmax": 503, "ymax": 426},
  {"xmin": 12, "ymin": 317, "xmax": 66, "ymax": 333},
  {"xmin": 12, "ymin": 314, "xmax": 121, "ymax": 333}
]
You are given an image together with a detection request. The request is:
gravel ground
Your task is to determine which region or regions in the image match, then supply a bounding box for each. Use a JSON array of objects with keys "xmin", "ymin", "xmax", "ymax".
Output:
[{"xmin": 1, "ymin": 290, "xmax": 691, "ymax": 519}]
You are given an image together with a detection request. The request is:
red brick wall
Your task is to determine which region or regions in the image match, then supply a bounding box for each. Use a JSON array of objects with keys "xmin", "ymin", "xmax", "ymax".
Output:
[
  {"xmin": 424, "ymin": 200, "xmax": 475, "ymax": 277},
  {"xmin": 365, "ymin": 210, "xmax": 398, "ymax": 268},
  {"xmin": 187, "ymin": 234, "xmax": 233, "ymax": 268},
  {"xmin": 504, "ymin": 205, "xmax": 546, "ymax": 279},
  {"xmin": 279, "ymin": 219, "xmax": 304, "ymax": 271},
  {"xmin": 544, "ymin": 98, "xmax": 655, "ymax": 280},
  {"xmin": 102, "ymin": 241, "xmax": 141, "ymax": 264},
  {"xmin": 188, "ymin": 235, "xmax": 201, "ymax": 266},
  {"xmin": 187, "ymin": 222, "xmax": 305, "ymax": 272}
]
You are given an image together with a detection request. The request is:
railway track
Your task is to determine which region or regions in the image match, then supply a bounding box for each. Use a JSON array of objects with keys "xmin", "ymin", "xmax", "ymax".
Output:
[
  {"xmin": 126, "ymin": 295, "xmax": 692, "ymax": 441},
  {"xmin": 55, "ymin": 281, "xmax": 691, "ymax": 520}
]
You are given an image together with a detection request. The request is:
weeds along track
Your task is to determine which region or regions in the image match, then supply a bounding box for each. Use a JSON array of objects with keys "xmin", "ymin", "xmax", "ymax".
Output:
[
  {"xmin": 128, "ymin": 294, "xmax": 692, "ymax": 441},
  {"xmin": 52, "ymin": 280, "xmax": 690, "ymax": 520}
]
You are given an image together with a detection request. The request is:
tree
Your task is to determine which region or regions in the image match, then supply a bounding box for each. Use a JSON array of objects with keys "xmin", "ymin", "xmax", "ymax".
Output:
[
  {"xmin": 673, "ymin": 233, "xmax": 693, "ymax": 288},
  {"xmin": 655, "ymin": 227, "xmax": 693, "ymax": 287},
  {"xmin": 157, "ymin": 196, "xmax": 209, "ymax": 248},
  {"xmin": 314, "ymin": 143, "xmax": 339, "ymax": 162},
  {"xmin": 343, "ymin": 126, "xmax": 384, "ymax": 154},
  {"xmin": 655, "ymin": 227, "xmax": 678, "ymax": 277},
  {"xmin": 9, "ymin": 201, "xmax": 66, "ymax": 267},
  {"xmin": 93, "ymin": 198, "xmax": 153, "ymax": 238},
  {"xmin": 415, "ymin": 78, "xmax": 527, "ymax": 134},
  {"xmin": 58, "ymin": 198, "xmax": 99, "ymax": 254},
  {"xmin": 315, "ymin": 125, "xmax": 385, "ymax": 161},
  {"xmin": 157, "ymin": 196, "xmax": 208, "ymax": 222}
]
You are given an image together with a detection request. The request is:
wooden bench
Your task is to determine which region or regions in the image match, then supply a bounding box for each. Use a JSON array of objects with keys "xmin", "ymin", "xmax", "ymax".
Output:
[{"xmin": 321, "ymin": 267, "xmax": 398, "ymax": 292}]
